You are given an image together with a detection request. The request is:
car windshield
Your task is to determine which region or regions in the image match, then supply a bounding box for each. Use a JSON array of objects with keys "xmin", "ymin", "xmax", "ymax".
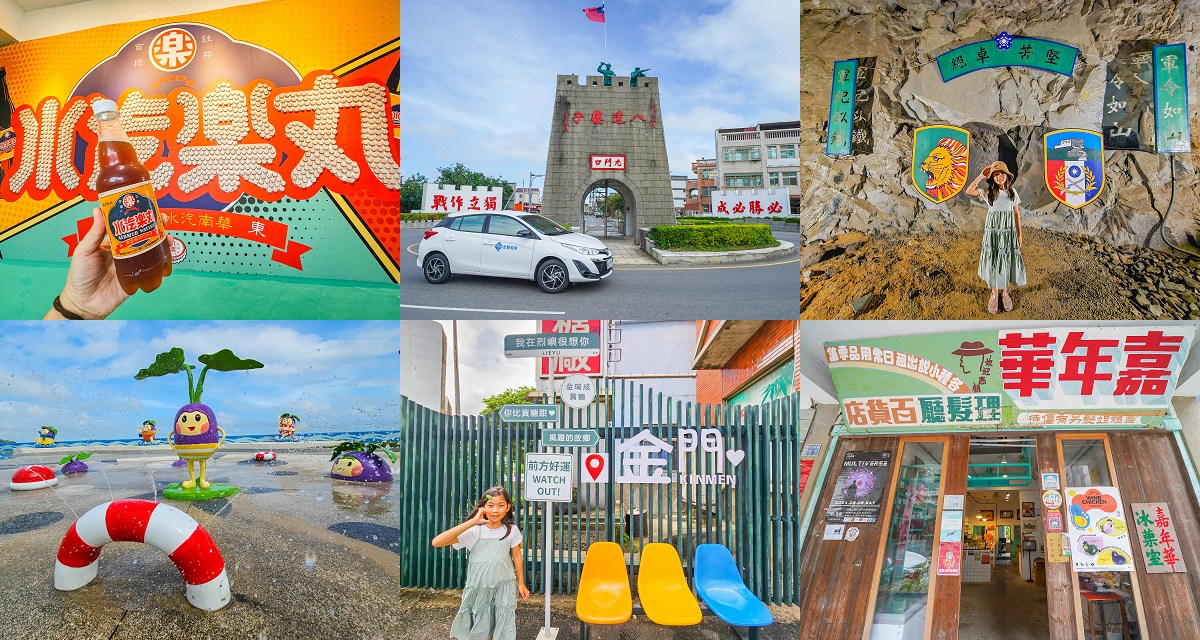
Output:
[{"xmin": 520, "ymin": 215, "xmax": 570, "ymax": 236}]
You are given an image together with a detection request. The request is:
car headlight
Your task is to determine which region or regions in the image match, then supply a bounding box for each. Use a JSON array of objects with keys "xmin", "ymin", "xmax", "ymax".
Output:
[{"xmin": 559, "ymin": 242, "xmax": 603, "ymax": 256}]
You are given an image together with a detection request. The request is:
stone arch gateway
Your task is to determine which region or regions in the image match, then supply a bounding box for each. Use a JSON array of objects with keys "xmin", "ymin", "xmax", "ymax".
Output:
[{"xmin": 541, "ymin": 74, "xmax": 675, "ymax": 238}]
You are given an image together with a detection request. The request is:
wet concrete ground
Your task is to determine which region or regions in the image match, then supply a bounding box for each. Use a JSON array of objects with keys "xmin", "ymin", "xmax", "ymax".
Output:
[
  {"xmin": 398, "ymin": 588, "xmax": 801, "ymax": 640},
  {"xmin": 0, "ymin": 444, "xmax": 400, "ymax": 639}
]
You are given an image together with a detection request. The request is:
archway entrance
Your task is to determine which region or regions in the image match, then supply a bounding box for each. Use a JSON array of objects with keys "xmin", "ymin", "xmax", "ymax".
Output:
[{"xmin": 580, "ymin": 179, "xmax": 636, "ymax": 238}]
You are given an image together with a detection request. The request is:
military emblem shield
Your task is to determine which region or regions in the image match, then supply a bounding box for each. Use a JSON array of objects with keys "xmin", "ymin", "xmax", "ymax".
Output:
[
  {"xmin": 912, "ymin": 125, "xmax": 970, "ymax": 203},
  {"xmin": 1044, "ymin": 129, "xmax": 1105, "ymax": 209}
]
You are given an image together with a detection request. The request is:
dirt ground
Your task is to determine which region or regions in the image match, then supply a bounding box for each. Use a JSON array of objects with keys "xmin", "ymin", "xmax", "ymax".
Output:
[
  {"xmin": 397, "ymin": 587, "xmax": 800, "ymax": 640},
  {"xmin": 801, "ymin": 229, "xmax": 1200, "ymax": 320}
]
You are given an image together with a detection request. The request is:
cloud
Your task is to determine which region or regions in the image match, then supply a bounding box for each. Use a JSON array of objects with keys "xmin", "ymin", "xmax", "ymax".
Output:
[
  {"xmin": 401, "ymin": 0, "xmax": 799, "ymax": 180},
  {"xmin": 429, "ymin": 321, "xmax": 537, "ymax": 414},
  {"xmin": 0, "ymin": 322, "xmax": 399, "ymax": 442}
]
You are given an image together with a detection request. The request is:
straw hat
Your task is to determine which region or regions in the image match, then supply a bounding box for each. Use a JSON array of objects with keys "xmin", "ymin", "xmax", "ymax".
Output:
[{"xmin": 982, "ymin": 160, "xmax": 1015, "ymax": 181}]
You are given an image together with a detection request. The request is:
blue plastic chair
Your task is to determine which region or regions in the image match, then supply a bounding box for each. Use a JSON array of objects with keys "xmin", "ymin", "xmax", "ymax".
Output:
[{"xmin": 694, "ymin": 544, "xmax": 774, "ymax": 639}]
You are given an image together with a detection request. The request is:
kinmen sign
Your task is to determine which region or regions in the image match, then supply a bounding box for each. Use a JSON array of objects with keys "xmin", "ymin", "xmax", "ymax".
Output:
[{"xmin": 826, "ymin": 326, "xmax": 1194, "ymax": 432}]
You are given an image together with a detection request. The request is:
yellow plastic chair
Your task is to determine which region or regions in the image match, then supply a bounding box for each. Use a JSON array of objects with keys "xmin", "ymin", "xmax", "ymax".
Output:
[
  {"xmin": 637, "ymin": 542, "xmax": 702, "ymax": 626},
  {"xmin": 576, "ymin": 542, "xmax": 632, "ymax": 639}
]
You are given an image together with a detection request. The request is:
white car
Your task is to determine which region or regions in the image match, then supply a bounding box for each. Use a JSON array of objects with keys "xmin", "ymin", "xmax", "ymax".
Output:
[{"xmin": 417, "ymin": 211, "xmax": 614, "ymax": 293}]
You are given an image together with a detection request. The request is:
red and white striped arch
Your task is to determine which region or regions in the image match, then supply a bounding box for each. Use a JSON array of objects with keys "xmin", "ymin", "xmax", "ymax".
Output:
[{"xmin": 54, "ymin": 499, "xmax": 230, "ymax": 611}]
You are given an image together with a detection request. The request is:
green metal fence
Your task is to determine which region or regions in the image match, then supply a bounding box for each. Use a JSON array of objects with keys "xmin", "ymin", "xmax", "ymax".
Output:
[{"xmin": 399, "ymin": 379, "xmax": 803, "ymax": 606}]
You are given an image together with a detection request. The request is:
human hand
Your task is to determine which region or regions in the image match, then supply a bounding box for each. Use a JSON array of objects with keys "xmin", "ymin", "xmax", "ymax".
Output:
[
  {"xmin": 518, "ymin": 583, "xmax": 530, "ymax": 600},
  {"xmin": 49, "ymin": 208, "xmax": 130, "ymax": 319}
]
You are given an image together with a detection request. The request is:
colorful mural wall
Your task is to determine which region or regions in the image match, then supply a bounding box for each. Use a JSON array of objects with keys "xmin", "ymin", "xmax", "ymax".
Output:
[{"xmin": 0, "ymin": 0, "xmax": 399, "ymax": 299}]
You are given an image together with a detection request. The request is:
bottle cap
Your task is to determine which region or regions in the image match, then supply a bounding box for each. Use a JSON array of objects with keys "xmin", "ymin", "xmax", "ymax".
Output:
[{"xmin": 92, "ymin": 99, "xmax": 118, "ymax": 115}]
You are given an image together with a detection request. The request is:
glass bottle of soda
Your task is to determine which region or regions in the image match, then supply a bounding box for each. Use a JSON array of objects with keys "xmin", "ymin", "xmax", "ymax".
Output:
[
  {"xmin": 93, "ymin": 99, "xmax": 172, "ymax": 294},
  {"xmin": 0, "ymin": 68, "xmax": 17, "ymax": 163}
]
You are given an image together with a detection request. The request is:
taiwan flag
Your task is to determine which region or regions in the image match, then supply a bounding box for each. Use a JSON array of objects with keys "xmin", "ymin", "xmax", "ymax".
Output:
[{"xmin": 583, "ymin": 4, "xmax": 605, "ymax": 22}]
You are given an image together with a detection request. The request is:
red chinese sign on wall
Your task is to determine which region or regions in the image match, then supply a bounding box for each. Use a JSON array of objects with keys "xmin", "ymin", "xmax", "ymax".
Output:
[
  {"xmin": 563, "ymin": 106, "xmax": 657, "ymax": 133},
  {"xmin": 999, "ymin": 328, "xmax": 1186, "ymax": 408},
  {"xmin": 541, "ymin": 320, "xmax": 602, "ymax": 376},
  {"xmin": 589, "ymin": 154, "xmax": 626, "ymax": 171}
]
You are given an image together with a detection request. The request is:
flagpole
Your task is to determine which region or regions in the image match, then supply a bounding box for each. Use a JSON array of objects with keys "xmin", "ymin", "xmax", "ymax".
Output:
[{"xmin": 603, "ymin": 5, "xmax": 607, "ymax": 63}]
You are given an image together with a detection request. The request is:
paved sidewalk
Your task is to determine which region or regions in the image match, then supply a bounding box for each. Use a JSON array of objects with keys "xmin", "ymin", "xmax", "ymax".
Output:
[{"xmin": 0, "ymin": 449, "xmax": 401, "ymax": 639}]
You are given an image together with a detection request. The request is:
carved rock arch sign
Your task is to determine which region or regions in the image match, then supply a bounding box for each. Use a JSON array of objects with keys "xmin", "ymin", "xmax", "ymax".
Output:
[{"xmin": 936, "ymin": 33, "xmax": 1079, "ymax": 82}]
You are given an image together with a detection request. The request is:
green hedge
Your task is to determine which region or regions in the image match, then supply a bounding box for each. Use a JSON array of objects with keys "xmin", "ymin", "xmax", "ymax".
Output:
[
  {"xmin": 648, "ymin": 223, "xmax": 777, "ymax": 251},
  {"xmin": 401, "ymin": 212, "xmax": 448, "ymax": 222}
]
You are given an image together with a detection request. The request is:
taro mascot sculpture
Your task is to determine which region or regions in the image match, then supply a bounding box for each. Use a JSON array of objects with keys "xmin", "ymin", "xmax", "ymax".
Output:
[{"xmin": 135, "ymin": 348, "xmax": 263, "ymax": 500}]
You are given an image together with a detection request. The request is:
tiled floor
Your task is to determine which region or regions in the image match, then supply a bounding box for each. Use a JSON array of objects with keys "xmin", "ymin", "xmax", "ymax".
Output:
[{"xmin": 959, "ymin": 562, "xmax": 1050, "ymax": 640}]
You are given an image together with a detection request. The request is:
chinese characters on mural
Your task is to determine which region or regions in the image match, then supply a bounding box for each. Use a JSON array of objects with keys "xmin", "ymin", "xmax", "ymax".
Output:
[{"xmin": 2, "ymin": 71, "xmax": 399, "ymax": 203}]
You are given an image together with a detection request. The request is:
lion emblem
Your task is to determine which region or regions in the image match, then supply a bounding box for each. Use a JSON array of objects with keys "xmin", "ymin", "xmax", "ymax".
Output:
[{"xmin": 920, "ymin": 137, "xmax": 969, "ymax": 201}]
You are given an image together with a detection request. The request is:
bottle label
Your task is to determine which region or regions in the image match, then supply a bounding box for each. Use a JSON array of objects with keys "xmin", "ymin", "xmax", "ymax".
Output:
[
  {"xmin": 0, "ymin": 127, "xmax": 14, "ymax": 162},
  {"xmin": 98, "ymin": 181, "xmax": 166, "ymax": 258}
]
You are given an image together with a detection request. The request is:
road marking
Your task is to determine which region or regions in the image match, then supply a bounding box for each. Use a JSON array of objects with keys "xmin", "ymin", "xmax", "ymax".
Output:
[
  {"xmin": 404, "ymin": 242, "xmax": 798, "ymax": 270},
  {"xmin": 401, "ymin": 304, "xmax": 566, "ymax": 315}
]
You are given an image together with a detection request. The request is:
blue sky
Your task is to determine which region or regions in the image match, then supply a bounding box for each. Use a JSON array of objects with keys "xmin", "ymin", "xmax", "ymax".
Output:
[
  {"xmin": 0, "ymin": 321, "xmax": 399, "ymax": 443},
  {"xmin": 400, "ymin": 0, "xmax": 800, "ymax": 183}
]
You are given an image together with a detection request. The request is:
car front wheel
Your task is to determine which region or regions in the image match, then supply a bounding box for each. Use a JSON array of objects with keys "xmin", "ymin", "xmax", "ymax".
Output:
[
  {"xmin": 536, "ymin": 258, "xmax": 570, "ymax": 294},
  {"xmin": 423, "ymin": 252, "xmax": 452, "ymax": 284}
]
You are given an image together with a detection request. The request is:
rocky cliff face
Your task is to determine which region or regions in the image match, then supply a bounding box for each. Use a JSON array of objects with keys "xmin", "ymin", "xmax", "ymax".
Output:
[{"xmin": 800, "ymin": 0, "xmax": 1200, "ymax": 254}]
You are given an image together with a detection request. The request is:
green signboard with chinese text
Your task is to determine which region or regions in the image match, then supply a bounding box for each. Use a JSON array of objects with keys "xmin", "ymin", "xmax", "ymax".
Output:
[
  {"xmin": 1153, "ymin": 43, "xmax": 1191, "ymax": 153},
  {"xmin": 937, "ymin": 34, "xmax": 1078, "ymax": 82},
  {"xmin": 825, "ymin": 327, "xmax": 1194, "ymax": 433},
  {"xmin": 825, "ymin": 59, "xmax": 857, "ymax": 156}
]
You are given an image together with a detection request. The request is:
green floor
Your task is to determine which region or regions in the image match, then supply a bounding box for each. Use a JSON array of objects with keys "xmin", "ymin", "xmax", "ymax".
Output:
[{"xmin": 0, "ymin": 260, "xmax": 399, "ymax": 319}]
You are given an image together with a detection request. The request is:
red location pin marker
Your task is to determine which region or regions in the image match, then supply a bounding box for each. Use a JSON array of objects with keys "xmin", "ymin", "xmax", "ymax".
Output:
[{"xmin": 585, "ymin": 454, "xmax": 604, "ymax": 481}]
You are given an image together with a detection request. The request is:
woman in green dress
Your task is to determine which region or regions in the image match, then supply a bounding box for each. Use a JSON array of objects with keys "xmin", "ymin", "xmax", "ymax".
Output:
[
  {"xmin": 965, "ymin": 160, "xmax": 1026, "ymax": 313},
  {"xmin": 433, "ymin": 486, "xmax": 530, "ymax": 640}
]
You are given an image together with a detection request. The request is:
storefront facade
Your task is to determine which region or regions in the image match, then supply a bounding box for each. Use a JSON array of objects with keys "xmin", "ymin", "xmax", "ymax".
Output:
[{"xmin": 798, "ymin": 325, "xmax": 1200, "ymax": 640}]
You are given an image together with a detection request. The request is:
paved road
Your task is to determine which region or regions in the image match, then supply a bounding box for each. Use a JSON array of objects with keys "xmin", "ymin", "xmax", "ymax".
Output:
[{"xmin": 400, "ymin": 229, "xmax": 800, "ymax": 319}]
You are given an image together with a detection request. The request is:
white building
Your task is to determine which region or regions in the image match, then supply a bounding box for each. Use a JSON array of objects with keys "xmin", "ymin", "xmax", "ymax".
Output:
[
  {"xmin": 714, "ymin": 120, "xmax": 800, "ymax": 212},
  {"xmin": 400, "ymin": 321, "xmax": 449, "ymax": 412},
  {"xmin": 670, "ymin": 174, "xmax": 688, "ymax": 215}
]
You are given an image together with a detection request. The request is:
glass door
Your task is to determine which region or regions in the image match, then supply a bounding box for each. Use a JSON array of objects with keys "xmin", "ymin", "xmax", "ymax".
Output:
[
  {"xmin": 1058, "ymin": 435, "xmax": 1147, "ymax": 640},
  {"xmin": 868, "ymin": 438, "xmax": 946, "ymax": 640}
]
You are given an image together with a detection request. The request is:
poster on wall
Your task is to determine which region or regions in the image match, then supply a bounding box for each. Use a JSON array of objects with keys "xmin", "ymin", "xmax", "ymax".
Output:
[
  {"xmin": 825, "ymin": 326, "xmax": 1195, "ymax": 432},
  {"xmin": 0, "ymin": 0, "xmax": 400, "ymax": 293},
  {"xmin": 1065, "ymin": 487, "xmax": 1134, "ymax": 572},
  {"xmin": 1130, "ymin": 502, "xmax": 1187, "ymax": 573},
  {"xmin": 825, "ymin": 450, "xmax": 892, "ymax": 524}
]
